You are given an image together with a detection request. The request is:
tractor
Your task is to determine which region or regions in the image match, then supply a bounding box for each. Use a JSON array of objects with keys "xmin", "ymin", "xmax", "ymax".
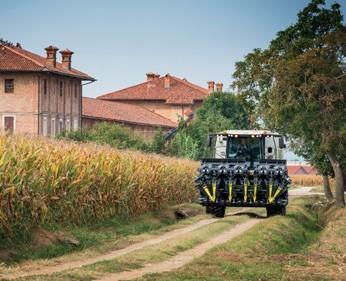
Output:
[{"xmin": 195, "ymin": 130, "xmax": 291, "ymax": 218}]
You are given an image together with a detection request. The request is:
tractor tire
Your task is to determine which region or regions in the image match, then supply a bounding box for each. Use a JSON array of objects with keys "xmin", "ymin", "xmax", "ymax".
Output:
[
  {"xmin": 266, "ymin": 205, "xmax": 277, "ymax": 217},
  {"xmin": 280, "ymin": 205, "xmax": 286, "ymax": 216},
  {"xmin": 209, "ymin": 205, "xmax": 226, "ymax": 218},
  {"xmin": 206, "ymin": 205, "xmax": 213, "ymax": 214},
  {"xmin": 266, "ymin": 206, "xmax": 274, "ymax": 217},
  {"xmin": 267, "ymin": 205, "xmax": 286, "ymax": 217}
]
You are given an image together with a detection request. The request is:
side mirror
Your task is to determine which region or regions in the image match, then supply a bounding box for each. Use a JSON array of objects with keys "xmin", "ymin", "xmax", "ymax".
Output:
[{"xmin": 279, "ymin": 137, "xmax": 286, "ymax": 149}]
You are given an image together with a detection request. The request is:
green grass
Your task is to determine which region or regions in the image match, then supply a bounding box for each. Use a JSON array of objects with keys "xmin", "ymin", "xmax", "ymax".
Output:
[
  {"xmin": 1, "ymin": 204, "xmax": 204, "ymax": 264},
  {"xmin": 138, "ymin": 198, "xmax": 324, "ymax": 281},
  {"xmin": 11, "ymin": 210, "xmax": 251, "ymax": 281}
]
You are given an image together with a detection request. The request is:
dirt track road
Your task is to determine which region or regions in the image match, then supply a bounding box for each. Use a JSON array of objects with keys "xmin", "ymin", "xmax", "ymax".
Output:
[
  {"xmin": 0, "ymin": 209, "xmax": 252, "ymax": 280},
  {"xmin": 1, "ymin": 186, "xmax": 319, "ymax": 281},
  {"xmin": 97, "ymin": 219, "xmax": 260, "ymax": 281}
]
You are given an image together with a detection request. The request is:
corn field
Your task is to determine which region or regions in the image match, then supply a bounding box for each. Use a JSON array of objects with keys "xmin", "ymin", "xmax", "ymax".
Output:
[
  {"xmin": 0, "ymin": 135, "xmax": 198, "ymax": 237},
  {"xmin": 290, "ymin": 174, "xmax": 325, "ymax": 186}
]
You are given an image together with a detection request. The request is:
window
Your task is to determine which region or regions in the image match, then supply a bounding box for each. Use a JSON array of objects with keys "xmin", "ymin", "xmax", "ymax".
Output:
[
  {"xmin": 5, "ymin": 79, "xmax": 14, "ymax": 93},
  {"xmin": 43, "ymin": 117, "xmax": 48, "ymax": 136},
  {"xmin": 227, "ymin": 137, "xmax": 262, "ymax": 161},
  {"xmin": 73, "ymin": 118, "xmax": 78, "ymax": 131},
  {"xmin": 43, "ymin": 79, "xmax": 47, "ymax": 95},
  {"xmin": 3, "ymin": 115, "xmax": 15, "ymax": 133},
  {"xmin": 59, "ymin": 119, "xmax": 63, "ymax": 133},
  {"xmin": 51, "ymin": 118, "xmax": 56, "ymax": 137},
  {"xmin": 59, "ymin": 81, "xmax": 63, "ymax": 97},
  {"xmin": 66, "ymin": 119, "xmax": 71, "ymax": 132}
]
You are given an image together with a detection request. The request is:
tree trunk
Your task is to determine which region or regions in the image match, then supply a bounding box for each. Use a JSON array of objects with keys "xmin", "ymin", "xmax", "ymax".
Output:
[
  {"xmin": 322, "ymin": 174, "xmax": 334, "ymax": 201},
  {"xmin": 328, "ymin": 154, "xmax": 345, "ymax": 207},
  {"xmin": 343, "ymin": 170, "xmax": 346, "ymax": 192}
]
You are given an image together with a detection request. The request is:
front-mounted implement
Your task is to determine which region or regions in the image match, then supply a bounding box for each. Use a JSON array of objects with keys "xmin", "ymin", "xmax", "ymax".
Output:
[{"xmin": 195, "ymin": 130, "xmax": 291, "ymax": 218}]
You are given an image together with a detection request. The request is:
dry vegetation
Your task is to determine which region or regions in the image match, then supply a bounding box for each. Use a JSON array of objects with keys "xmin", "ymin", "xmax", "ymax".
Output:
[
  {"xmin": 285, "ymin": 203, "xmax": 346, "ymax": 281},
  {"xmin": 290, "ymin": 174, "xmax": 325, "ymax": 186},
  {"xmin": 0, "ymin": 135, "xmax": 198, "ymax": 238}
]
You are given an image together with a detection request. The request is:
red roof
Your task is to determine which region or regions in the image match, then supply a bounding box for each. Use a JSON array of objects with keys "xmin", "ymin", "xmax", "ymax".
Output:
[
  {"xmin": 98, "ymin": 74, "xmax": 209, "ymax": 105},
  {"xmin": 0, "ymin": 44, "xmax": 94, "ymax": 81},
  {"xmin": 82, "ymin": 97, "xmax": 177, "ymax": 128},
  {"xmin": 287, "ymin": 165, "xmax": 317, "ymax": 175},
  {"xmin": 303, "ymin": 166, "xmax": 317, "ymax": 175}
]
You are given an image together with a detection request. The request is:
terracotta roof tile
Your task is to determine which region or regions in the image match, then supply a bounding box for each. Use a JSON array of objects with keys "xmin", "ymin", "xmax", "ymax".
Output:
[
  {"xmin": 0, "ymin": 44, "xmax": 95, "ymax": 80},
  {"xmin": 98, "ymin": 74, "xmax": 209, "ymax": 105},
  {"xmin": 82, "ymin": 97, "xmax": 177, "ymax": 128},
  {"xmin": 287, "ymin": 165, "xmax": 316, "ymax": 175}
]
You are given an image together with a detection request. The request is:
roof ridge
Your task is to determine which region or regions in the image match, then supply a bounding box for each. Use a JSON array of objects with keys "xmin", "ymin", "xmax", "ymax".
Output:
[
  {"xmin": 170, "ymin": 75, "xmax": 208, "ymax": 94},
  {"xmin": 85, "ymin": 97, "xmax": 177, "ymax": 126},
  {"xmin": 82, "ymin": 97, "xmax": 177, "ymax": 127},
  {"xmin": 3, "ymin": 45, "xmax": 45, "ymax": 68},
  {"xmin": 97, "ymin": 80, "xmax": 150, "ymax": 99},
  {"xmin": 98, "ymin": 75, "xmax": 208, "ymax": 101}
]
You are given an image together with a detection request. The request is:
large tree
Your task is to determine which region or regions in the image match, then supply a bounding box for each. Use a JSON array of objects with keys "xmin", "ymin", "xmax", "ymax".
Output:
[
  {"xmin": 233, "ymin": 0, "xmax": 346, "ymax": 206},
  {"xmin": 188, "ymin": 91, "xmax": 250, "ymax": 158}
]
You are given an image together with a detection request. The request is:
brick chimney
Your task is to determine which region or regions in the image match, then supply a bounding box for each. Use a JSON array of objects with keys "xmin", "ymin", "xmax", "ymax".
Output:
[
  {"xmin": 45, "ymin": 45, "xmax": 59, "ymax": 68},
  {"xmin": 146, "ymin": 72, "xmax": 156, "ymax": 81},
  {"xmin": 207, "ymin": 81, "xmax": 215, "ymax": 94},
  {"xmin": 164, "ymin": 74, "xmax": 171, "ymax": 89},
  {"xmin": 60, "ymin": 49, "xmax": 74, "ymax": 70},
  {"xmin": 216, "ymin": 83, "xmax": 223, "ymax": 93}
]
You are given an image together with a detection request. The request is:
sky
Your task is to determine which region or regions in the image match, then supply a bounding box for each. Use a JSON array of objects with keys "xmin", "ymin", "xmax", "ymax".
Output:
[{"xmin": 2, "ymin": 0, "xmax": 345, "ymax": 100}]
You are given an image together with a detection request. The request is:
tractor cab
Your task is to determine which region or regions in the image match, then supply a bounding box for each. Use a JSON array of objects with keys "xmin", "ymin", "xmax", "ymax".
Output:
[{"xmin": 207, "ymin": 130, "xmax": 286, "ymax": 167}]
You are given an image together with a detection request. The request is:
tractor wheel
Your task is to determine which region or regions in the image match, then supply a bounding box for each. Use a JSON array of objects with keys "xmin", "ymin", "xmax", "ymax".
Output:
[
  {"xmin": 267, "ymin": 205, "xmax": 286, "ymax": 217},
  {"xmin": 266, "ymin": 206, "xmax": 273, "ymax": 217},
  {"xmin": 266, "ymin": 205, "xmax": 277, "ymax": 217},
  {"xmin": 206, "ymin": 205, "xmax": 213, "ymax": 214},
  {"xmin": 211, "ymin": 206, "xmax": 226, "ymax": 218},
  {"xmin": 280, "ymin": 205, "xmax": 287, "ymax": 216}
]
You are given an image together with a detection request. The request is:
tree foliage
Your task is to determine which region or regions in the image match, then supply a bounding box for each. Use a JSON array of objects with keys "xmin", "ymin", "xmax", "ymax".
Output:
[
  {"xmin": 60, "ymin": 122, "xmax": 151, "ymax": 151},
  {"xmin": 191, "ymin": 92, "xmax": 250, "ymax": 157},
  {"xmin": 166, "ymin": 92, "xmax": 250, "ymax": 159}
]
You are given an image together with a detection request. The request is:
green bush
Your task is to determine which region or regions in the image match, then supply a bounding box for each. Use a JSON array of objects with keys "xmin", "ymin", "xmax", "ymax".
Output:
[{"xmin": 60, "ymin": 122, "xmax": 151, "ymax": 151}]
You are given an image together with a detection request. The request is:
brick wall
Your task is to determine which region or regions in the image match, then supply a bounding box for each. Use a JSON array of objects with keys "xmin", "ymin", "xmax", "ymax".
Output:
[
  {"xmin": 0, "ymin": 72, "xmax": 82, "ymax": 136},
  {"xmin": 0, "ymin": 73, "xmax": 39, "ymax": 134},
  {"xmin": 39, "ymin": 74, "xmax": 82, "ymax": 136}
]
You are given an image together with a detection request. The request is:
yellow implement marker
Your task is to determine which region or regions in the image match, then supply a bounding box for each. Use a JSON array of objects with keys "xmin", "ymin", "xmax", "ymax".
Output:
[
  {"xmin": 228, "ymin": 181, "xmax": 233, "ymax": 201},
  {"xmin": 269, "ymin": 186, "xmax": 282, "ymax": 203},
  {"xmin": 268, "ymin": 182, "xmax": 273, "ymax": 203},
  {"xmin": 203, "ymin": 182, "xmax": 217, "ymax": 202},
  {"xmin": 253, "ymin": 183, "xmax": 258, "ymax": 202},
  {"xmin": 244, "ymin": 180, "xmax": 249, "ymax": 202}
]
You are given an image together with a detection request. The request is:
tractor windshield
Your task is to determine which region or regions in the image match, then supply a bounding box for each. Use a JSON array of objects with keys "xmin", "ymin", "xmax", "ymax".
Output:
[{"xmin": 227, "ymin": 137, "xmax": 263, "ymax": 161}]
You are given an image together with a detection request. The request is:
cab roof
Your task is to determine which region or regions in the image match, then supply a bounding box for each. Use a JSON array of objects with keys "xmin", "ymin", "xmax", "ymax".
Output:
[{"xmin": 215, "ymin": 130, "xmax": 282, "ymax": 137}]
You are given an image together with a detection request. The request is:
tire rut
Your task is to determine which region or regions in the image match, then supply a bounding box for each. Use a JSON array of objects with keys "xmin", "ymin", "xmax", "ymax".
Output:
[
  {"xmin": 97, "ymin": 218, "xmax": 261, "ymax": 281},
  {"xmin": 1, "ymin": 209, "xmax": 249, "ymax": 280}
]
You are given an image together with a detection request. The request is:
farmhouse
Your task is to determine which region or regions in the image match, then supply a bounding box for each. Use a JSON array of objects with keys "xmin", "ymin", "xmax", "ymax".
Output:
[
  {"xmin": 0, "ymin": 43, "xmax": 217, "ymax": 140},
  {"xmin": 0, "ymin": 43, "xmax": 95, "ymax": 136},
  {"xmin": 96, "ymin": 73, "xmax": 217, "ymax": 123}
]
